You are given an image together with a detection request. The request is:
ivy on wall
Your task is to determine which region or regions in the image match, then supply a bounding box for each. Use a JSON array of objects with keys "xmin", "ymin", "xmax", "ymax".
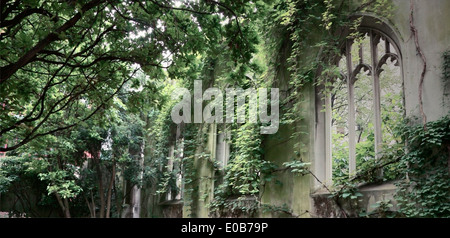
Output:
[
  {"xmin": 394, "ymin": 116, "xmax": 450, "ymax": 217},
  {"xmin": 134, "ymin": 0, "xmax": 450, "ymax": 218}
]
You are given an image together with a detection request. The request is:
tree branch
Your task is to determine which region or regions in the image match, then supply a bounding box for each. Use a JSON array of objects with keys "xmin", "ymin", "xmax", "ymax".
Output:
[
  {"xmin": 0, "ymin": 7, "xmax": 54, "ymax": 28},
  {"xmin": 208, "ymin": 0, "xmax": 243, "ymax": 39},
  {"xmin": 0, "ymin": 0, "xmax": 104, "ymax": 83},
  {"xmin": 0, "ymin": 69, "xmax": 137, "ymax": 152},
  {"xmin": 0, "ymin": 0, "xmax": 20, "ymax": 23},
  {"xmin": 409, "ymin": 0, "xmax": 427, "ymax": 130},
  {"xmin": 33, "ymin": 55, "xmax": 165, "ymax": 69},
  {"xmin": 306, "ymin": 168, "xmax": 349, "ymax": 218},
  {"xmin": 0, "ymin": 23, "xmax": 94, "ymax": 137},
  {"xmin": 147, "ymin": 0, "xmax": 213, "ymax": 15}
]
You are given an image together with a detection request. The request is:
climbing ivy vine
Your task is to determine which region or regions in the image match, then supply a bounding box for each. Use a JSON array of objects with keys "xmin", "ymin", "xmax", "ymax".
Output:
[
  {"xmin": 2, "ymin": 0, "xmax": 448, "ymax": 218},
  {"xmin": 205, "ymin": 0, "xmax": 405, "ymax": 217},
  {"xmin": 394, "ymin": 116, "xmax": 450, "ymax": 217}
]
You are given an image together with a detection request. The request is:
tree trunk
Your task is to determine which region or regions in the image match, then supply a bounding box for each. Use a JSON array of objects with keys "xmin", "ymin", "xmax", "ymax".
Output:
[
  {"xmin": 84, "ymin": 195, "xmax": 94, "ymax": 218},
  {"xmin": 55, "ymin": 193, "xmax": 71, "ymax": 218},
  {"xmin": 106, "ymin": 162, "xmax": 116, "ymax": 218},
  {"xmin": 63, "ymin": 198, "xmax": 71, "ymax": 218},
  {"xmin": 131, "ymin": 135, "xmax": 145, "ymax": 218},
  {"xmin": 91, "ymin": 192, "xmax": 97, "ymax": 218},
  {"xmin": 97, "ymin": 168, "xmax": 105, "ymax": 218},
  {"xmin": 94, "ymin": 157, "xmax": 105, "ymax": 218},
  {"xmin": 113, "ymin": 179, "xmax": 121, "ymax": 217}
]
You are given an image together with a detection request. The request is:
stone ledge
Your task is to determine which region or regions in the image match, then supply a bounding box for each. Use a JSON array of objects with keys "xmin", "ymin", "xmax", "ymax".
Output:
[
  {"xmin": 311, "ymin": 180, "xmax": 399, "ymax": 196},
  {"xmin": 310, "ymin": 181, "xmax": 400, "ymax": 217},
  {"xmin": 158, "ymin": 199, "xmax": 184, "ymax": 206}
]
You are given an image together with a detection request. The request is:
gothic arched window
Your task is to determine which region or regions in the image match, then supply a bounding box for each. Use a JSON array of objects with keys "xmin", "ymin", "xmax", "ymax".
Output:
[{"xmin": 323, "ymin": 28, "xmax": 404, "ymax": 184}]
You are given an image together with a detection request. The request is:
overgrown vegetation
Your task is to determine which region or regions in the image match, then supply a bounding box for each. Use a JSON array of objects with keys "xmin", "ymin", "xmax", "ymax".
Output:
[
  {"xmin": 0, "ymin": 0, "xmax": 263, "ymax": 217},
  {"xmin": 394, "ymin": 116, "xmax": 450, "ymax": 217},
  {"xmin": 1, "ymin": 0, "xmax": 449, "ymax": 218}
]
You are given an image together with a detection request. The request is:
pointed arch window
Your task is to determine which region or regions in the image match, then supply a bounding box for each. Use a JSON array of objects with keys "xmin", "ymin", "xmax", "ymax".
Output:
[{"xmin": 324, "ymin": 29, "xmax": 404, "ymax": 182}]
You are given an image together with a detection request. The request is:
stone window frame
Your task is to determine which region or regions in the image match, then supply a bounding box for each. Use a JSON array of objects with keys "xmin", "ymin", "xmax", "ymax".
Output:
[
  {"xmin": 313, "ymin": 15, "xmax": 405, "ymax": 190},
  {"xmin": 215, "ymin": 125, "xmax": 231, "ymax": 171},
  {"xmin": 165, "ymin": 124, "xmax": 184, "ymax": 201}
]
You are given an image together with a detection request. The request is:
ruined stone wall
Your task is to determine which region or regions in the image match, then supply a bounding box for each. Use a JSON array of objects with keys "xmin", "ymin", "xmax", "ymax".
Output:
[
  {"xmin": 262, "ymin": 0, "xmax": 450, "ymax": 218},
  {"xmin": 140, "ymin": 0, "xmax": 450, "ymax": 218}
]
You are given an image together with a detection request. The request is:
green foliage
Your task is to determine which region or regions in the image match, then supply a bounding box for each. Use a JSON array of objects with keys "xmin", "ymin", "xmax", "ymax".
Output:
[
  {"xmin": 205, "ymin": 0, "xmax": 398, "ymax": 216},
  {"xmin": 330, "ymin": 115, "xmax": 450, "ymax": 218},
  {"xmin": 38, "ymin": 170, "xmax": 82, "ymax": 199},
  {"xmin": 1, "ymin": 0, "xmax": 268, "ymax": 217},
  {"xmin": 208, "ymin": 122, "xmax": 268, "ymax": 215},
  {"xmin": 0, "ymin": 156, "xmax": 32, "ymax": 194},
  {"xmin": 0, "ymin": 155, "xmax": 58, "ymax": 217},
  {"xmin": 3, "ymin": 0, "xmax": 446, "ymax": 219},
  {"xmin": 332, "ymin": 179, "xmax": 363, "ymax": 201},
  {"xmin": 282, "ymin": 160, "xmax": 310, "ymax": 176},
  {"xmin": 226, "ymin": 123, "xmax": 263, "ymax": 195},
  {"xmin": 0, "ymin": 81, "xmax": 152, "ymax": 217},
  {"xmin": 394, "ymin": 116, "xmax": 450, "ymax": 218},
  {"xmin": 0, "ymin": 0, "xmax": 262, "ymax": 152},
  {"xmin": 359, "ymin": 199, "xmax": 397, "ymax": 218}
]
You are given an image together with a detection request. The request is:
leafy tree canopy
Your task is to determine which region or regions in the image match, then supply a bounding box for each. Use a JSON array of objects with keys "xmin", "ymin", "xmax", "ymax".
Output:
[{"xmin": 0, "ymin": 0, "xmax": 263, "ymax": 152}]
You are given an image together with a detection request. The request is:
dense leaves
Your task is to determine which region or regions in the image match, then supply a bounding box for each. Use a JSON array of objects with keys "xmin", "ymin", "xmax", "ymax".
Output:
[
  {"xmin": 0, "ymin": 0, "xmax": 260, "ymax": 152},
  {"xmin": 1, "ymin": 0, "xmax": 449, "ymax": 218},
  {"xmin": 0, "ymin": 0, "xmax": 265, "ymax": 217},
  {"xmin": 395, "ymin": 117, "xmax": 450, "ymax": 217}
]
